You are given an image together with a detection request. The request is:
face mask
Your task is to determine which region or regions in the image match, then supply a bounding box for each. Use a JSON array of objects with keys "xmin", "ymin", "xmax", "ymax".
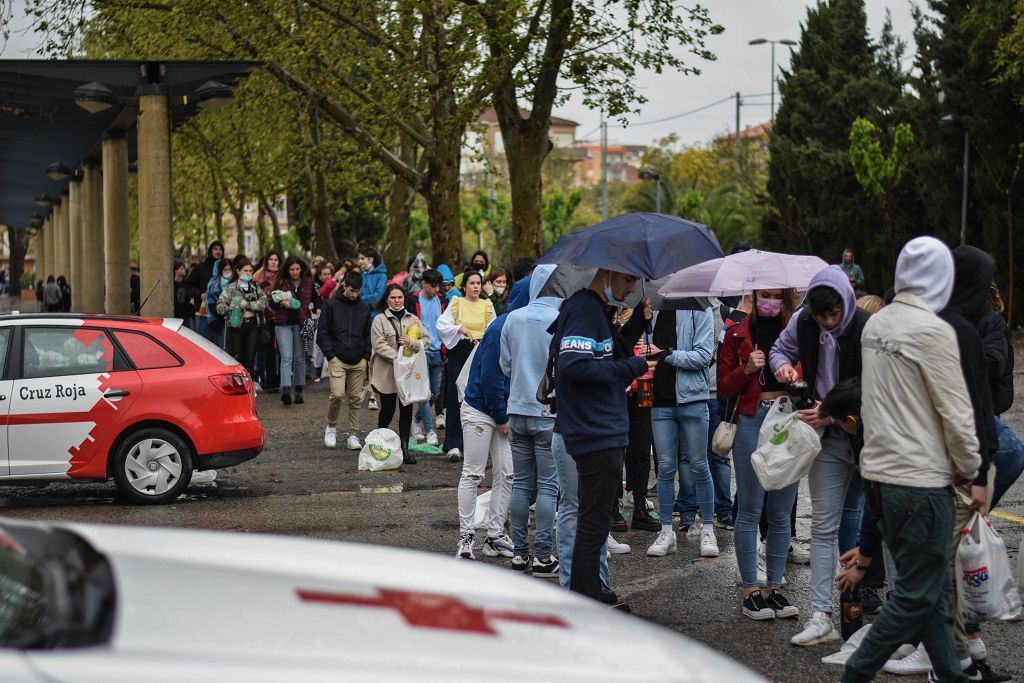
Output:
[
  {"xmin": 603, "ymin": 274, "xmax": 628, "ymax": 308},
  {"xmin": 221, "ymin": 275, "xmax": 230, "ymax": 285},
  {"xmin": 756, "ymin": 298, "xmax": 784, "ymax": 318},
  {"xmin": 240, "ymin": 275, "xmax": 252, "ymax": 283},
  {"xmin": 493, "ymin": 287, "xmax": 505, "ymax": 296},
  {"xmin": 389, "ymin": 305, "xmax": 406, "ymax": 315}
]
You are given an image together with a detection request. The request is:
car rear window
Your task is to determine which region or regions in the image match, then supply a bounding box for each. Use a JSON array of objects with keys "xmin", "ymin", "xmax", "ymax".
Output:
[
  {"xmin": 174, "ymin": 325, "xmax": 239, "ymax": 366},
  {"xmin": 112, "ymin": 331, "xmax": 182, "ymax": 370},
  {"xmin": 23, "ymin": 328, "xmax": 115, "ymax": 379}
]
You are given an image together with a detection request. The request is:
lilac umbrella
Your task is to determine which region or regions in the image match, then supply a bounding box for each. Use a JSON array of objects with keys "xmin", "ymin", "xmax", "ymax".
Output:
[{"xmin": 657, "ymin": 249, "xmax": 829, "ymax": 299}]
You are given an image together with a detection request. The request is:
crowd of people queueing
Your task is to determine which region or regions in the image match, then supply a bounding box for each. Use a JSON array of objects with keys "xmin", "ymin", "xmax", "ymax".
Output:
[{"xmin": 171, "ymin": 235, "xmax": 1021, "ymax": 683}]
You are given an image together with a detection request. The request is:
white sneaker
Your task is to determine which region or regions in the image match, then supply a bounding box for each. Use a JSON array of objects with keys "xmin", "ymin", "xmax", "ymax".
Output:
[
  {"xmin": 426, "ymin": 430, "xmax": 439, "ymax": 446},
  {"xmin": 790, "ymin": 611, "xmax": 840, "ymax": 647},
  {"xmin": 481, "ymin": 533, "xmax": 515, "ymax": 558},
  {"xmin": 647, "ymin": 530, "xmax": 677, "ymax": 557},
  {"xmin": 883, "ymin": 643, "xmax": 932, "ymax": 675},
  {"xmin": 346, "ymin": 434, "xmax": 362, "ymax": 450},
  {"xmin": 324, "ymin": 427, "xmax": 337, "ymax": 449},
  {"xmin": 411, "ymin": 422, "xmax": 424, "ymax": 441},
  {"xmin": 455, "ymin": 533, "xmax": 475, "ymax": 560},
  {"xmin": 968, "ymin": 637, "xmax": 987, "ymax": 662},
  {"xmin": 191, "ymin": 470, "xmax": 217, "ymax": 485},
  {"xmin": 368, "ymin": 396, "xmax": 378, "ymax": 410},
  {"xmin": 435, "ymin": 411, "xmax": 446, "ymax": 430},
  {"xmin": 788, "ymin": 540, "xmax": 811, "ymax": 564},
  {"xmin": 607, "ymin": 534, "xmax": 631, "ymax": 555},
  {"xmin": 700, "ymin": 529, "xmax": 720, "ymax": 557},
  {"xmin": 447, "ymin": 448, "xmax": 462, "ymax": 462},
  {"xmin": 253, "ymin": 381, "xmax": 262, "ymax": 394}
]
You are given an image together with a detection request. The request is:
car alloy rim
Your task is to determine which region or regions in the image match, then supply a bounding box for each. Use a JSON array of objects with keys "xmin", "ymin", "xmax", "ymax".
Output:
[{"xmin": 124, "ymin": 438, "xmax": 183, "ymax": 496}]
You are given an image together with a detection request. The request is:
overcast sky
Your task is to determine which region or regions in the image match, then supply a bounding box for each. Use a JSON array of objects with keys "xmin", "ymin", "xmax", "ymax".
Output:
[{"xmin": 1, "ymin": 0, "xmax": 918, "ymax": 147}]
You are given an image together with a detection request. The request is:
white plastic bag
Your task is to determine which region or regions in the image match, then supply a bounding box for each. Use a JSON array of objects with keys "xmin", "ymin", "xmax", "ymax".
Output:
[
  {"xmin": 955, "ymin": 513, "xmax": 1022, "ymax": 622},
  {"xmin": 394, "ymin": 350, "xmax": 431, "ymax": 406},
  {"xmin": 751, "ymin": 397, "xmax": 822, "ymax": 491},
  {"xmin": 473, "ymin": 490, "xmax": 492, "ymax": 530},
  {"xmin": 357, "ymin": 428, "xmax": 403, "ymax": 472},
  {"xmin": 455, "ymin": 343, "xmax": 478, "ymax": 403}
]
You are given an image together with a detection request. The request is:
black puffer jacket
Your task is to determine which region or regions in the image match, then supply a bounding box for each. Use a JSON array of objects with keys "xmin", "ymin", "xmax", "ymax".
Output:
[
  {"xmin": 978, "ymin": 307, "xmax": 1014, "ymax": 416},
  {"xmin": 939, "ymin": 246, "xmax": 998, "ymax": 486},
  {"xmin": 316, "ymin": 291, "xmax": 372, "ymax": 365}
]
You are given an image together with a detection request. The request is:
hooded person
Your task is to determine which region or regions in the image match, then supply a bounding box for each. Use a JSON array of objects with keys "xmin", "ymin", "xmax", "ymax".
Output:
[
  {"xmin": 497, "ymin": 265, "xmax": 564, "ymax": 575},
  {"xmin": 453, "ymin": 271, "xmax": 532, "ymax": 562},
  {"xmin": 769, "ymin": 264, "xmax": 872, "ymax": 647},
  {"xmin": 935, "ymin": 246, "xmax": 1008, "ymax": 680},
  {"xmin": 436, "ymin": 263, "xmax": 459, "ymax": 302},
  {"xmin": 840, "ymin": 236, "xmax": 984, "ymax": 683},
  {"xmin": 185, "ymin": 239, "xmax": 224, "ymax": 313},
  {"xmin": 204, "ymin": 258, "xmax": 232, "ymax": 345},
  {"xmin": 839, "ymin": 248, "xmax": 865, "ymax": 290}
]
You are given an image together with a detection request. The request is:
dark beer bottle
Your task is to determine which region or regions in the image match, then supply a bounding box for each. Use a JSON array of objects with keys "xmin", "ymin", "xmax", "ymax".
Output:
[{"xmin": 841, "ymin": 586, "xmax": 864, "ymax": 640}]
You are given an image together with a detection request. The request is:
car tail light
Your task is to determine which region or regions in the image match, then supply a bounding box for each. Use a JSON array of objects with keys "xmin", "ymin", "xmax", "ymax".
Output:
[{"xmin": 210, "ymin": 373, "xmax": 251, "ymax": 395}]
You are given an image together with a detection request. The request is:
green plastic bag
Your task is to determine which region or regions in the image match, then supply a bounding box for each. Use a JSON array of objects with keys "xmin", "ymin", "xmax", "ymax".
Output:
[{"xmin": 408, "ymin": 438, "xmax": 444, "ymax": 455}]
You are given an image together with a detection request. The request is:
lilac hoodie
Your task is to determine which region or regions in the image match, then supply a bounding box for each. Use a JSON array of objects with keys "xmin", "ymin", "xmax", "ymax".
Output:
[{"xmin": 769, "ymin": 265, "xmax": 857, "ymax": 399}]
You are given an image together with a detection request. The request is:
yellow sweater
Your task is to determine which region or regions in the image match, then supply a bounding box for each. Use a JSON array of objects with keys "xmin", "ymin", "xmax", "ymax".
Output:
[{"xmin": 452, "ymin": 296, "xmax": 494, "ymax": 340}]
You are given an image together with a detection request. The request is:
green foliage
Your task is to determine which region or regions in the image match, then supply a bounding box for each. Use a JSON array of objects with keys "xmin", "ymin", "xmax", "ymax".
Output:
[
  {"xmin": 541, "ymin": 188, "xmax": 582, "ymax": 246},
  {"xmin": 848, "ymin": 118, "xmax": 914, "ymax": 203}
]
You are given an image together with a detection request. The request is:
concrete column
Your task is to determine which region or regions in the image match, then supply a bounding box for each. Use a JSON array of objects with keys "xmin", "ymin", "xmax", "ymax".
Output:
[
  {"xmin": 81, "ymin": 165, "xmax": 105, "ymax": 314},
  {"xmin": 103, "ymin": 135, "xmax": 132, "ymax": 315},
  {"xmin": 57, "ymin": 197, "xmax": 70, "ymax": 281},
  {"xmin": 45, "ymin": 214, "xmax": 55, "ymax": 280},
  {"xmin": 137, "ymin": 92, "xmax": 173, "ymax": 318},
  {"xmin": 36, "ymin": 218, "xmax": 47, "ymax": 286},
  {"xmin": 68, "ymin": 177, "xmax": 84, "ymax": 312}
]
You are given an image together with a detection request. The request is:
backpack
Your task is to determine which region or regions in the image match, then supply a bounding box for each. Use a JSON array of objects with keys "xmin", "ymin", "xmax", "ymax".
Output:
[{"xmin": 536, "ymin": 308, "xmax": 564, "ymax": 412}]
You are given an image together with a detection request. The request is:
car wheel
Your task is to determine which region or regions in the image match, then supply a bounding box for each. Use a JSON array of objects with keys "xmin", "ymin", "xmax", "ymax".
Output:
[{"xmin": 112, "ymin": 428, "xmax": 193, "ymax": 505}]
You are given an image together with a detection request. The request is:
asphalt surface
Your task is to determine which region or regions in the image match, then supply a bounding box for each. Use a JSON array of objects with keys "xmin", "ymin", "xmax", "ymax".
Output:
[{"xmin": 2, "ymin": 350, "xmax": 1023, "ymax": 682}]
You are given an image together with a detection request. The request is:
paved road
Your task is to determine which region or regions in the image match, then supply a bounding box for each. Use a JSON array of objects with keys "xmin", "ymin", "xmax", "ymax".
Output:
[{"xmin": 2, "ymin": 351, "xmax": 1023, "ymax": 682}]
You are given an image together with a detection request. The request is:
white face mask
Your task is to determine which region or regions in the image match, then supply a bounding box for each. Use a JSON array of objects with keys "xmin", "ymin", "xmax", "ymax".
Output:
[
  {"xmin": 603, "ymin": 274, "xmax": 628, "ymax": 308},
  {"xmin": 493, "ymin": 287, "xmax": 505, "ymax": 296}
]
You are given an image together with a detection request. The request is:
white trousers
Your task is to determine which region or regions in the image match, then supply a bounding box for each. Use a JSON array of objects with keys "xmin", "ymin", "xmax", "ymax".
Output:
[{"xmin": 457, "ymin": 403, "xmax": 513, "ymax": 537}]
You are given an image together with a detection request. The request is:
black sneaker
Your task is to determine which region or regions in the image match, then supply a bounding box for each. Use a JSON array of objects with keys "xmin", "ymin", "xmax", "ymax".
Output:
[
  {"xmin": 599, "ymin": 587, "xmax": 618, "ymax": 605},
  {"xmin": 293, "ymin": 387, "xmax": 304, "ymax": 405},
  {"xmin": 531, "ymin": 555, "xmax": 559, "ymax": 578},
  {"xmin": 610, "ymin": 510, "xmax": 628, "ymax": 533},
  {"xmin": 765, "ymin": 589, "xmax": 799, "ymax": 619},
  {"xmin": 511, "ymin": 554, "xmax": 531, "ymax": 572},
  {"xmin": 631, "ymin": 504, "xmax": 661, "ymax": 532},
  {"xmin": 281, "ymin": 389, "xmax": 292, "ymax": 406},
  {"xmin": 861, "ymin": 586, "xmax": 883, "ymax": 615},
  {"xmin": 929, "ymin": 661, "xmax": 1011, "ymax": 683},
  {"xmin": 403, "ymin": 455, "xmax": 417, "ymax": 465},
  {"xmin": 742, "ymin": 591, "xmax": 775, "ymax": 620}
]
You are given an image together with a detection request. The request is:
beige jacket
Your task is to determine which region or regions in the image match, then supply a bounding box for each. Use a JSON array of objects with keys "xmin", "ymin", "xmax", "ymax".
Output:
[
  {"xmin": 860, "ymin": 292, "xmax": 980, "ymax": 487},
  {"xmin": 369, "ymin": 308, "xmax": 431, "ymax": 395}
]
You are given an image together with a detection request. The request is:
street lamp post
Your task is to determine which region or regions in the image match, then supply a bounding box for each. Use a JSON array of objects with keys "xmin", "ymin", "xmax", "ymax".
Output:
[
  {"xmin": 939, "ymin": 114, "xmax": 969, "ymax": 246},
  {"xmin": 638, "ymin": 169, "xmax": 661, "ymax": 213},
  {"xmin": 748, "ymin": 38, "xmax": 797, "ymax": 118}
]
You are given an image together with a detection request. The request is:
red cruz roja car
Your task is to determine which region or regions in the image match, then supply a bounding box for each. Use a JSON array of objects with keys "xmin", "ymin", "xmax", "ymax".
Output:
[{"xmin": 0, "ymin": 314, "xmax": 264, "ymax": 504}]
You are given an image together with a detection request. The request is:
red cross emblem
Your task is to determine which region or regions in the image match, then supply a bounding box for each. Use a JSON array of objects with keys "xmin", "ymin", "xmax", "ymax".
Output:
[{"xmin": 297, "ymin": 587, "xmax": 570, "ymax": 636}]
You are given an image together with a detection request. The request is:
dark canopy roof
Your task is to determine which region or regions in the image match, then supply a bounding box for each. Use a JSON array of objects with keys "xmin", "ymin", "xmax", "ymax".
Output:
[{"xmin": 0, "ymin": 60, "xmax": 258, "ymax": 227}]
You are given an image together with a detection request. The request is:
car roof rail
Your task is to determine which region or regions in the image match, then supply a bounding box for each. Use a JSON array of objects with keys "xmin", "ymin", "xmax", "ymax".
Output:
[{"xmin": 0, "ymin": 313, "xmax": 151, "ymax": 323}]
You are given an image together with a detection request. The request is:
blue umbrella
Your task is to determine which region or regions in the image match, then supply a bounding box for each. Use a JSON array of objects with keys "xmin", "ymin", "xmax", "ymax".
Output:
[{"xmin": 537, "ymin": 212, "xmax": 723, "ymax": 280}]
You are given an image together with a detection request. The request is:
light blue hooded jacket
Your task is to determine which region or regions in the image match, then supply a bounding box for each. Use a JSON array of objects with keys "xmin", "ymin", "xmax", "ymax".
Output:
[
  {"xmin": 651, "ymin": 307, "xmax": 715, "ymax": 404},
  {"xmin": 500, "ymin": 265, "xmax": 560, "ymax": 418}
]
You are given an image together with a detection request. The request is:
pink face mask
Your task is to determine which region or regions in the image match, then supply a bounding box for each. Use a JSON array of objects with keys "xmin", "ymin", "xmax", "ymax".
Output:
[{"xmin": 756, "ymin": 297, "xmax": 784, "ymax": 318}]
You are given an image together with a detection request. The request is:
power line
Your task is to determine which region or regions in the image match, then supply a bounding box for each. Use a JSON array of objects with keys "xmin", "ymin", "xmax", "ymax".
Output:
[{"xmin": 609, "ymin": 94, "xmax": 736, "ymax": 128}]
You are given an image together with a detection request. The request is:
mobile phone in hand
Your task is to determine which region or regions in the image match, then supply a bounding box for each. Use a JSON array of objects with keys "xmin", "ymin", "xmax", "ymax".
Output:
[{"xmin": 645, "ymin": 348, "xmax": 672, "ymax": 361}]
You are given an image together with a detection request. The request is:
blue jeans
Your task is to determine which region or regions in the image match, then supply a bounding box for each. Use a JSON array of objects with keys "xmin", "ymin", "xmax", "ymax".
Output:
[
  {"xmin": 509, "ymin": 415, "xmax": 557, "ymax": 557},
  {"xmin": 733, "ymin": 402, "xmax": 799, "ymax": 587},
  {"xmin": 275, "ymin": 324, "xmax": 305, "ymax": 388},
  {"xmin": 993, "ymin": 416, "xmax": 1024, "ymax": 510},
  {"xmin": 653, "ymin": 401, "xmax": 714, "ymax": 525},
  {"xmin": 416, "ymin": 349, "xmax": 443, "ymax": 431},
  {"xmin": 839, "ymin": 470, "xmax": 865, "ymax": 553},
  {"xmin": 707, "ymin": 398, "xmax": 733, "ymax": 519},
  {"xmin": 809, "ymin": 428, "xmax": 860, "ymax": 613},
  {"xmin": 552, "ymin": 431, "xmax": 609, "ymax": 591}
]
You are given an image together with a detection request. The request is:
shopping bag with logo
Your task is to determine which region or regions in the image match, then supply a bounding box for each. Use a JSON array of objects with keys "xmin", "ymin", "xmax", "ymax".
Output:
[
  {"xmin": 394, "ymin": 350, "xmax": 431, "ymax": 406},
  {"xmin": 455, "ymin": 343, "xmax": 479, "ymax": 403},
  {"xmin": 750, "ymin": 397, "xmax": 822, "ymax": 491},
  {"xmin": 357, "ymin": 428, "xmax": 403, "ymax": 472},
  {"xmin": 955, "ymin": 512, "xmax": 1022, "ymax": 622}
]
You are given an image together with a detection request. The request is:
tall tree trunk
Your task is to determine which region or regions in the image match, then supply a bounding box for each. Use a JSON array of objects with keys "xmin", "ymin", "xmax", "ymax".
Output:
[
  {"xmin": 7, "ymin": 226, "xmax": 25, "ymax": 297},
  {"xmin": 1008, "ymin": 192, "xmax": 1015, "ymax": 330},
  {"xmin": 308, "ymin": 110, "xmax": 338, "ymax": 261},
  {"xmin": 231, "ymin": 200, "xmax": 246, "ymax": 257},
  {"xmin": 256, "ymin": 201, "xmax": 269, "ymax": 257},
  {"xmin": 503, "ymin": 127, "xmax": 549, "ymax": 257},
  {"xmin": 423, "ymin": 3, "xmax": 462, "ymax": 268},
  {"xmin": 383, "ymin": 132, "xmax": 417, "ymax": 274},
  {"xmin": 258, "ymin": 192, "xmax": 284, "ymax": 257}
]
